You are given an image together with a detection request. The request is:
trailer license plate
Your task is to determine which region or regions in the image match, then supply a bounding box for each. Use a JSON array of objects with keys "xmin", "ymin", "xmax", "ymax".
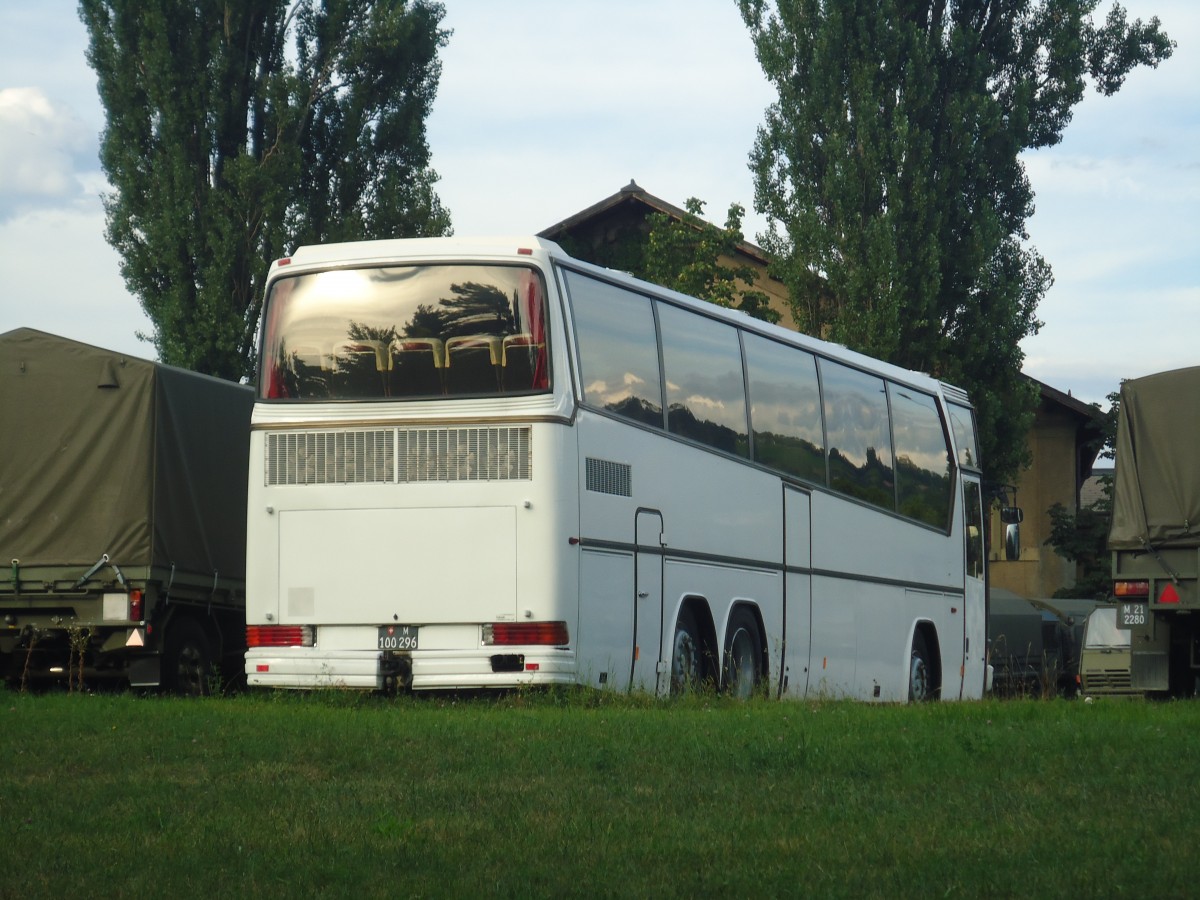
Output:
[
  {"xmin": 1120, "ymin": 603, "xmax": 1146, "ymax": 627},
  {"xmin": 378, "ymin": 625, "xmax": 418, "ymax": 651}
]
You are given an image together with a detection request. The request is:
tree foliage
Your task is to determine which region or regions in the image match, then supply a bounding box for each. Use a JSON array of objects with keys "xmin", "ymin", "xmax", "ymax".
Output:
[
  {"xmin": 737, "ymin": 0, "xmax": 1172, "ymax": 484},
  {"xmin": 643, "ymin": 199, "xmax": 779, "ymax": 323},
  {"xmin": 81, "ymin": 0, "xmax": 453, "ymax": 380}
]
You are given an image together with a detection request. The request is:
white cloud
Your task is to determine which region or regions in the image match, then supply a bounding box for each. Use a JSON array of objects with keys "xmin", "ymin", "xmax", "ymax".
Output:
[
  {"xmin": 0, "ymin": 203, "xmax": 153, "ymax": 359},
  {"xmin": 0, "ymin": 87, "xmax": 94, "ymax": 216}
]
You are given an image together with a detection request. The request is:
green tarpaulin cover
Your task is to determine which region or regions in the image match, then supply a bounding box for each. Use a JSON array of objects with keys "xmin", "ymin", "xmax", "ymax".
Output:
[
  {"xmin": 1, "ymin": 328, "xmax": 253, "ymax": 579},
  {"xmin": 1109, "ymin": 366, "xmax": 1200, "ymax": 550}
]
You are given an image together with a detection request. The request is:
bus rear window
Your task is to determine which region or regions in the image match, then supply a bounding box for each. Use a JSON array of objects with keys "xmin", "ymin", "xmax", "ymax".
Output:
[{"xmin": 260, "ymin": 264, "xmax": 550, "ymax": 400}]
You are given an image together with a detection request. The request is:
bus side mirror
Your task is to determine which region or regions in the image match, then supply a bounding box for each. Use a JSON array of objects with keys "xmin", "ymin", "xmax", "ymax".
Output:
[{"xmin": 999, "ymin": 507, "xmax": 1022, "ymax": 560}]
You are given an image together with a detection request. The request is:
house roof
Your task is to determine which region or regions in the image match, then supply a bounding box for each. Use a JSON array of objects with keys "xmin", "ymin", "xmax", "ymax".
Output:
[
  {"xmin": 538, "ymin": 179, "xmax": 771, "ymax": 266},
  {"xmin": 1027, "ymin": 375, "xmax": 1107, "ymax": 425}
]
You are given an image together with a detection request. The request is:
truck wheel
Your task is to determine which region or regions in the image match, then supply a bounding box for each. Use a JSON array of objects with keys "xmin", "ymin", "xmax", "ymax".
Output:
[{"xmin": 163, "ymin": 618, "xmax": 212, "ymax": 697}]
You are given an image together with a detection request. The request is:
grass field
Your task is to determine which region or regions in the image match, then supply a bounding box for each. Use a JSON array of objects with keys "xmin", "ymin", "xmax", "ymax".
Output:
[{"xmin": 2, "ymin": 688, "xmax": 1197, "ymax": 898}]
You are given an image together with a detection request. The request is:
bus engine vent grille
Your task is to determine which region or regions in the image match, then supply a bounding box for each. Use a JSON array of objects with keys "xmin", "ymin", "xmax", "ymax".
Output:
[
  {"xmin": 267, "ymin": 430, "xmax": 396, "ymax": 485},
  {"xmin": 586, "ymin": 457, "xmax": 632, "ymax": 497},
  {"xmin": 396, "ymin": 426, "xmax": 531, "ymax": 482}
]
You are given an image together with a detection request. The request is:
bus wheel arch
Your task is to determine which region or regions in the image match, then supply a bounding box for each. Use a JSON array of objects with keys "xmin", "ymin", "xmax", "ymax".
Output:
[
  {"xmin": 722, "ymin": 603, "xmax": 767, "ymax": 699},
  {"xmin": 908, "ymin": 622, "xmax": 942, "ymax": 702},
  {"xmin": 670, "ymin": 596, "xmax": 716, "ymax": 694}
]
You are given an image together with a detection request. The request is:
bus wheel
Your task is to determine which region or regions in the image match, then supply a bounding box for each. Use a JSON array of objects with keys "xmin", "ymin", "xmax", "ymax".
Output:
[
  {"xmin": 670, "ymin": 607, "xmax": 704, "ymax": 695},
  {"xmin": 163, "ymin": 618, "xmax": 212, "ymax": 697},
  {"xmin": 723, "ymin": 608, "xmax": 762, "ymax": 699},
  {"xmin": 909, "ymin": 630, "xmax": 933, "ymax": 702}
]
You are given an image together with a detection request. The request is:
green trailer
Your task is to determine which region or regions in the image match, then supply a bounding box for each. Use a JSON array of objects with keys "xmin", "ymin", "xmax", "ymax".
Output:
[
  {"xmin": 1106, "ymin": 366, "xmax": 1200, "ymax": 696},
  {"xmin": 1, "ymin": 328, "xmax": 252, "ymax": 692}
]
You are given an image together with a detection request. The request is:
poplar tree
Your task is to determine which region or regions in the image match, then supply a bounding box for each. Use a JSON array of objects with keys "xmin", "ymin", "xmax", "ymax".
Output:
[
  {"xmin": 81, "ymin": 0, "xmax": 452, "ymax": 380},
  {"xmin": 737, "ymin": 0, "xmax": 1172, "ymax": 484}
]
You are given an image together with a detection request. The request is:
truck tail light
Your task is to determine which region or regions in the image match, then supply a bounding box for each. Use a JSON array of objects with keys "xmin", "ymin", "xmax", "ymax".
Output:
[
  {"xmin": 1114, "ymin": 580, "xmax": 1150, "ymax": 599},
  {"xmin": 1159, "ymin": 584, "xmax": 1181, "ymax": 604},
  {"xmin": 128, "ymin": 590, "xmax": 144, "ymax": 622},
  {"xmin": 247, "ymin": 625, "xmax": 314, "ymax": 647},
  {"xmin": 482, "ymin": 621, "xmax": 569, "ymax": 647}
]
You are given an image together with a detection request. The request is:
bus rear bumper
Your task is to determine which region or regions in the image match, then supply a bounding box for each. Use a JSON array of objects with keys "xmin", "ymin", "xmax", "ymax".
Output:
[
  {"xmin": 245, "ymin": 647, "xmax": 576, "ymax": 691},
  {"xmin": 246, "ymin": 648, "xmax": 381, "ymax": 690}
]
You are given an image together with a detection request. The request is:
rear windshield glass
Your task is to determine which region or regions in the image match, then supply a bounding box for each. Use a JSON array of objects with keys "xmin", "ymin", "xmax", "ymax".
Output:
[{"xmin": 260, "ymin": 264, "xmax": 549, "ymax": 400}]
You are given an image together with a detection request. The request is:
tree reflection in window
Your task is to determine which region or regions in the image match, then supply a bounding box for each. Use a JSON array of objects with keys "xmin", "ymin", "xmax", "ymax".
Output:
[
  {"xmin": 658, "ymin": 303, "xmax": 749, "ymax": 457},
  {"xmin": 889, "ymin": 384, "xmax": 952, "ymax": 529},
  {"xmin": 744, "ymin": 332, "xmax": 825, "ymax": 484},
  {"xmin": 821, "ymin": 361, "xmax": 895, "ymax": 509},
  {"xmin": 566, "ymin": 271, "xmax": 664, "ymax": 428}
]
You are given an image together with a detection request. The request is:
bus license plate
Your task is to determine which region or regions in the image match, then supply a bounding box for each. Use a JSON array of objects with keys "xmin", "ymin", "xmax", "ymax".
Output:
[{"xmin": 378, "ymin": 625, "xmax": 419, "ymax": 651}]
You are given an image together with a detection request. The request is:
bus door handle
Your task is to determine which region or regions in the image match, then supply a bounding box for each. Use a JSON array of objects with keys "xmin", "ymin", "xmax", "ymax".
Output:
[{"xmin": 637, "ymin": 591, "xmax": 650, "ymax": 599}]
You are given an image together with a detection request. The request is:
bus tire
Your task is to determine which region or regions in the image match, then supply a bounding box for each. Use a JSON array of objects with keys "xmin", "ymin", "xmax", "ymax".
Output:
[
  {"xmin": 909, "ymin": 629, "xmax": 934, "ymax": 702},
  {"xmin": 723, "ymin": 607, "xmax": 762, "ymax": 699},
  {"xmin": 670, "ymin": 607, "xmax": 705, "ymax": 695},
  {"xmin": 162, "ymin": 618, "xmax": 212, "ymax": 697}
]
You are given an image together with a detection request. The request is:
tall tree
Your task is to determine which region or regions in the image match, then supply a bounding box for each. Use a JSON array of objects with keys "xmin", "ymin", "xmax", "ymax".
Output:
[
  {"xmin": 81, "ymin": 0, "xmax": 452, "ymax": 380},
  {"xmin": 737, "ymin": 0, "xmax": 1172, "ymax": 485}
]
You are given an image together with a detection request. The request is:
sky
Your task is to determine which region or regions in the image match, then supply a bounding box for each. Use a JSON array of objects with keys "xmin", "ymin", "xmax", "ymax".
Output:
[{"xmin": 1, "ymin": 1, "xmax": 1196, "ymax": 408}]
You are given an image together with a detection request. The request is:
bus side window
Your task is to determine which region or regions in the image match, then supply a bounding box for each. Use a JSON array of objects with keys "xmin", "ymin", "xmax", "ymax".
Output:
[
  {"xmin": 821, "ymin": 360, "xmax": 895, "ymax": 510},
  {"xmin": 658, "ymin": 303, "xmax": 749, "ymax": 457},
  {"xmin": 565, "ymin": 271, "xmax": 664, "ymax": 428},
  {"xmin": 888, "ymin": 383, "xmax": 952, "ymax": 530},
  {"xmin": 743, "ymin": 332, "xmax": 825, "ymax": 484}
]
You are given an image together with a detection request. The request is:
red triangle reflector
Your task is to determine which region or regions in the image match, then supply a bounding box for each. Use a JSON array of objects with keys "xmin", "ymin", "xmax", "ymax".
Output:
[{"xmin": 1159, "ymin": 584, "xmax": 1181, "ymax": 604}]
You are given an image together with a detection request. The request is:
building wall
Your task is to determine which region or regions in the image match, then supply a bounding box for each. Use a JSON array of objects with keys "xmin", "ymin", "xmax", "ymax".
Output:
[
  {"xmin": 716, "ymin": 251, "xmax": 794, "ymax": 325},
  {"xmin": 989, "ymin": 403, "xmax": 1084, "ymax": 599}
]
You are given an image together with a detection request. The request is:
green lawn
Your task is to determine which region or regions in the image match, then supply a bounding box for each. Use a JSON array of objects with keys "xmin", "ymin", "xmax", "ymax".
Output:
[{"xmin": 2, "ymin": 689, "xmax": 1196, "ymax": 898}]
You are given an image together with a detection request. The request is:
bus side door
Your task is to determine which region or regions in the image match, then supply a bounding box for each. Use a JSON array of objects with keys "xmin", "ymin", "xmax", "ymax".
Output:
[
  {"xmin": 631, "ymin": 509, "xmax": 664, "ymax": 694},
  {"xmin": 783, "ymin": 485, "xmax": 813, "ymax": 698},
  {"xmin": 961, "ymin": 478, "xmax": 987, "ymax": 698}
]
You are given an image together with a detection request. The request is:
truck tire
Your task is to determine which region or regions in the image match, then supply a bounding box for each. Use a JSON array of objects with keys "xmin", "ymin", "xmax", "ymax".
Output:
[{"xmin": 162, "ymin": 618, "xmax": 212, "ymax": 697}]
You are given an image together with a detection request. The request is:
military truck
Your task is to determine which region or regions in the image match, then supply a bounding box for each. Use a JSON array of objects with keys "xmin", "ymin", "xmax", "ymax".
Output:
[
  {"xmin": 1106, "ymin": 366, "xmax": 1200, "ymax": 696},
  {"xmin": 1, "ymin": 329, "xmax": 252, "ymax": 692}
]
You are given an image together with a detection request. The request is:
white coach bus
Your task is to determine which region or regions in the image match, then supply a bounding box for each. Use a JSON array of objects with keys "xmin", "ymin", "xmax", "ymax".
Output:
[{"xmin": 245, "ymin": 236, "xmax": 990, "ymax": 701}]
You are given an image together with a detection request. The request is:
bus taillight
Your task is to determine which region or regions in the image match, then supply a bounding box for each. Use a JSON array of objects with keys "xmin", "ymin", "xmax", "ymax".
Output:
[
  {"xmin": 483, "ymin": 622, "xmax": 569, "ymax": 647},
  {"xmin": 247, "ymin": 625, "xmax": 314, "ymax": 647},
  {"xmin": 1114, "ymin": 580, "xmax": 1150, "ymax": 599}
]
